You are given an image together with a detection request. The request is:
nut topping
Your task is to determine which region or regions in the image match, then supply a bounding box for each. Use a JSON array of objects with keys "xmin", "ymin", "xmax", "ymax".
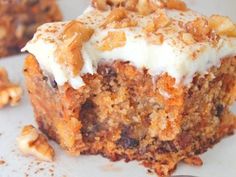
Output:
[
  {"xmin": 147, "ymin": 33, "xmax": 164, "ymax": 45},
  {"xmin": 145, "ymin": 12, "xmax": 170, "ymax": 33},
  {"xmin": 93, "ymin": 0, "xmax": 162, "ymax": 15},
  {"xmin": 92, "ymin": 0, "xmax": 109, "ymax": 10},
  {"xmin": 136, "ymin": 0, "xmax": 158, "ymax": 15},
  {"xmin": 98, "ymin": 31, "xmax": 126, "ymax": 51},
  {"xmin": 209, "ymin": 15, "xmax": 236, "ymax": 37},
  {"xmin": 179, "ymin": 32, "xmax": 195, "ymax": 45},
  {"xmin": 165, "ymin": 0, "xmax": 187, "ymax": 11},
  {"xmin": 56, "ymin": 21, "xmax": 94, "ymax": 75},
  {"xmin": 102, "ymin": 7, "xmax": 127, "ymax": 27},
  {"xmin": 17, "ymin": 125, "xmax": 55, "ymax": 162},
  {"xmin": 0, "ymin": 68, "xmax": 22, "ymax": 108},
  {"xmin": 185, "ymin": 17, "xmax": 211, "ymax": 42}
]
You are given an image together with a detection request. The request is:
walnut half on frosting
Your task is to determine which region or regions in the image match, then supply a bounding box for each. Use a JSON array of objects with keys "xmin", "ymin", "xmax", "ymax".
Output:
[
  {"xmin": 56, "ymin": 21, "xmax": 94, "ymax": 76},
  {"xmin": 17, "ymin": 125, "xmax": 55, "ymax": 162},
  {"xmin": 0, "ymin": 67, "xmax": 22, "ymax": 108}
]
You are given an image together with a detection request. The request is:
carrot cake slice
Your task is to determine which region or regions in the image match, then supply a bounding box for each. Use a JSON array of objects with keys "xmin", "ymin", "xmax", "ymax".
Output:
[
  {"xmin": 22, "ymin": 0, "xmax": 236, "ymax": 176},
  {"xmin": 0, "ymin": 0, "xmax": 62, "ymax": 57}
]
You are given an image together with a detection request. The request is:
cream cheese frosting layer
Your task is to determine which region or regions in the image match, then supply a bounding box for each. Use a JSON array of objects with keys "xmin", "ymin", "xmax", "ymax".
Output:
[{"xmin": 22, "ymin": 7, "xmax": 236, "ymax": 89}]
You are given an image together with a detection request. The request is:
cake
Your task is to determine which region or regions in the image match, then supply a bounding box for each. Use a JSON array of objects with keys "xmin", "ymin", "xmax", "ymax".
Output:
[
  {"xmin": 22, "ymin": 0, "xmax": 236, "ymax": 176},
  {"xmin": 0, "ymin": 0, "xmax": 62, "ymax": 57}
]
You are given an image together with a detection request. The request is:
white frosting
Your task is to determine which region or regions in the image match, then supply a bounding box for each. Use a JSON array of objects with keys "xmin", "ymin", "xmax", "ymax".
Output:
[{"xmin": 22, "ymin": 7, "xmax": 236, "ymax": 89}]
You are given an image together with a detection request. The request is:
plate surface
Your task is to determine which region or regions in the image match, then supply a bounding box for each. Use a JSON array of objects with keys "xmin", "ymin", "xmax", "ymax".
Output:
[{"xmin": 0, "ymin": 1, "xmax": 236, "ymax": 177}]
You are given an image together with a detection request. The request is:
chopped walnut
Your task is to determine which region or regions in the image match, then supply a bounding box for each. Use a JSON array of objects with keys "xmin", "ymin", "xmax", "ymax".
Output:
[
  {"xmin": 165, "ymin": 0, "xmax": 187, "ymax": 11},
  {"xmin": 106, "ymin": 17, "xmax": 138, "ymax": 29},
  {"xmin": 17, "ymin": 125, "xmax": 55, "ymax": 162},
  {"xmin": 185, "ymin": 17, "xmax": 211, "ymax": 42},
  {"xmin": 183, "ymin": 156, "xmax": 203, "ymax": 166},
  {"xmin": 179, "ymin": 32, "xmax": 195, "ymax": 45},
  {"xmin": 125, "ymin": 0, "xmax": 139, "ymax": 11},
  {"xmin": 56, "ymin": 21, "xmax": 94, "ymax": 75},
  {"xmin": 148, "ymin": 33, "xmax": 164, "ymax": 45},
  {"xmin": 136, "ymin": 0, "xmax": 158, "ymax": 15},
  {"xmin": 209, "ymin": 15, "xmax": 236, "ymax": 37},
  {"xmin": 93, "ymin": 0, "xmax": 161, "ymax": 15},
  {"xmin": 102, "ymin": 7, "xmax": 127, "ymax": 28},
  {"xmin": 98, "ymin": 31, "xmax": 127, "ymax": 51},
  {"xmin": 92, "ymin": 0, "xmax": 109, "ymax": 10},
  {"xmin": 145, "ymin": 12, "xmax": 170, "ymax": 33},
  {"xmin": 107, "ymin": 0, "xmax": 126, "ymax": 6},
  {"xmin": 93, "ymin": 0, "xmax": 131, "ymax": 10},
  {"xmin": 0, "ymin": 68, "xmax": 22, "ymax": 108}
]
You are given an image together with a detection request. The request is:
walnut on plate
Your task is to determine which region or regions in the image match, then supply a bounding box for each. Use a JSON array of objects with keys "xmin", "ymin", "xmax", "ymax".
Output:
[
  {"xmin": 17, "ymin": 125, "xmax": 55, "ymax": 162},
  {"xmin": 0, "ymin": 67, "xmax": 22, "ymax": 108}
]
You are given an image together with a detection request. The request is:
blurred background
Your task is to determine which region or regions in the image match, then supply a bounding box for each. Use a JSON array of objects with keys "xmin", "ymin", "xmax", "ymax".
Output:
[{"xmin": 58, "ymin": 0, "xmax": 236, "ymax": 21}]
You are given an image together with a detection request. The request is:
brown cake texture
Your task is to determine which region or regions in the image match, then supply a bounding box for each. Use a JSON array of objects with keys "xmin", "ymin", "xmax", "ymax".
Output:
[
  {"xmin": 24, "ymin": 54, "xmax": 236, "ymax": 176},
  {"xmin": 23, "ymin": 0, "xmax": 236, "ymax": 176},
  {"xmin": 0, "ymin": 0, "xmax": 62, "ymax": 58}
]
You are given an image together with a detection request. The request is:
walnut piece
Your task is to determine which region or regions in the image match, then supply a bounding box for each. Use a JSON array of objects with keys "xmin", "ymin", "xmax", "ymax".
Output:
[
  {"xmin": 209, "ymin": 15, "xmax": 236, "ymax": 37},
  {"xmin": 92, "ymin": 0, "xmax": 109, "ymax": 10},
  {"xmin": 148, "ymin": 33, "xmax": 164, "ymax": 45},
  {"xmin": 185, "ymin": 17, "xmax": 211, "ymax": 42},
  {"xmin": 93, "ymin": 0, "xmax": 162, "ymax": 15},
  {"xmin": 17, "ymin": 125, "xmax": 55, "ymax": 162},
  {"xmin": 56, "ymin": 21, "xmax": 94, "ymax": 76},
  {"xmin": 107, "ymin": 17, "xmax": 138, "ymax": 29},
  {"xmin": 165, "ymin": 0, "xmax": 187, "ymax": 11},
  {"xmin": 0, "ymin": 68, "xmax": 22, "ymax": 108},
  {"xmin": 102, "ymin": 7, "xmax": 127, "ymax": 27},
  {"xmin": 145, "ymin": 12, "xmax": 170, "ymax": 33},
  {"xmin": 179, "ymin": 32, "xmax": 195, "ymax": 45},
  {"xmin": 136, "ymin": 0, "xmax": 158, "ymax": 15},
  {"xmin": 98, "ymin": 31, "xmax": 127, "ymax": 51}
]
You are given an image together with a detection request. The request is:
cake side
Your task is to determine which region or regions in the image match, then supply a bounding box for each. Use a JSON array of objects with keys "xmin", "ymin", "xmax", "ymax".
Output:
[
  {"xmin": 0, "ymin": 0, "xmax": 62, "ymax": 57},
  {"xmin": 24, "ymin": 55, "xmax": 236, "ymax": 176}
]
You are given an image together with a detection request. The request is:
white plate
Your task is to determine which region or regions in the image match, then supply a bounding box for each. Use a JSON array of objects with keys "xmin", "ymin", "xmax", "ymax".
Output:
[{"xmin": 0, "ymin": 1, "xmax": 236, "ymax": 177}]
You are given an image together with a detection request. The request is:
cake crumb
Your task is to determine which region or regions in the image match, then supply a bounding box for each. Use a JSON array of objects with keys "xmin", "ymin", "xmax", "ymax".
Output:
[{"xmin": 183, "ymin": 156, "xmax": 203, "ymax": 166}]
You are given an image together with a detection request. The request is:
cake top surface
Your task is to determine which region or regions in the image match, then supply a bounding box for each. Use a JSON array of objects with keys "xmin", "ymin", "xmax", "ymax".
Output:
[{"xmin": 22, "ymin": 0, "xmax": 236, "ymax": 89}]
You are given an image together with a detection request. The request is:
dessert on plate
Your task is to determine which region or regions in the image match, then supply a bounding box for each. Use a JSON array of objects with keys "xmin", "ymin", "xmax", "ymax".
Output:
[
  {"xmin": 22, "ymin": 0, "xmax": 236, "ymax": 176},
  {"xmin": 0, "ymin": 0, "xmax": 62, "ymax": 58}
]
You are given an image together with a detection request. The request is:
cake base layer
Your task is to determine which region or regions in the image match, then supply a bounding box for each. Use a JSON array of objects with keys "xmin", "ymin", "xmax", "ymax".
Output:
[
  {"xmin": 0, "ymin": 0, "xmax": 62, "ymax": 58},
  {"xmin": 24, "ymin": 55, "xmax": 236, "ymax": 176}
]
